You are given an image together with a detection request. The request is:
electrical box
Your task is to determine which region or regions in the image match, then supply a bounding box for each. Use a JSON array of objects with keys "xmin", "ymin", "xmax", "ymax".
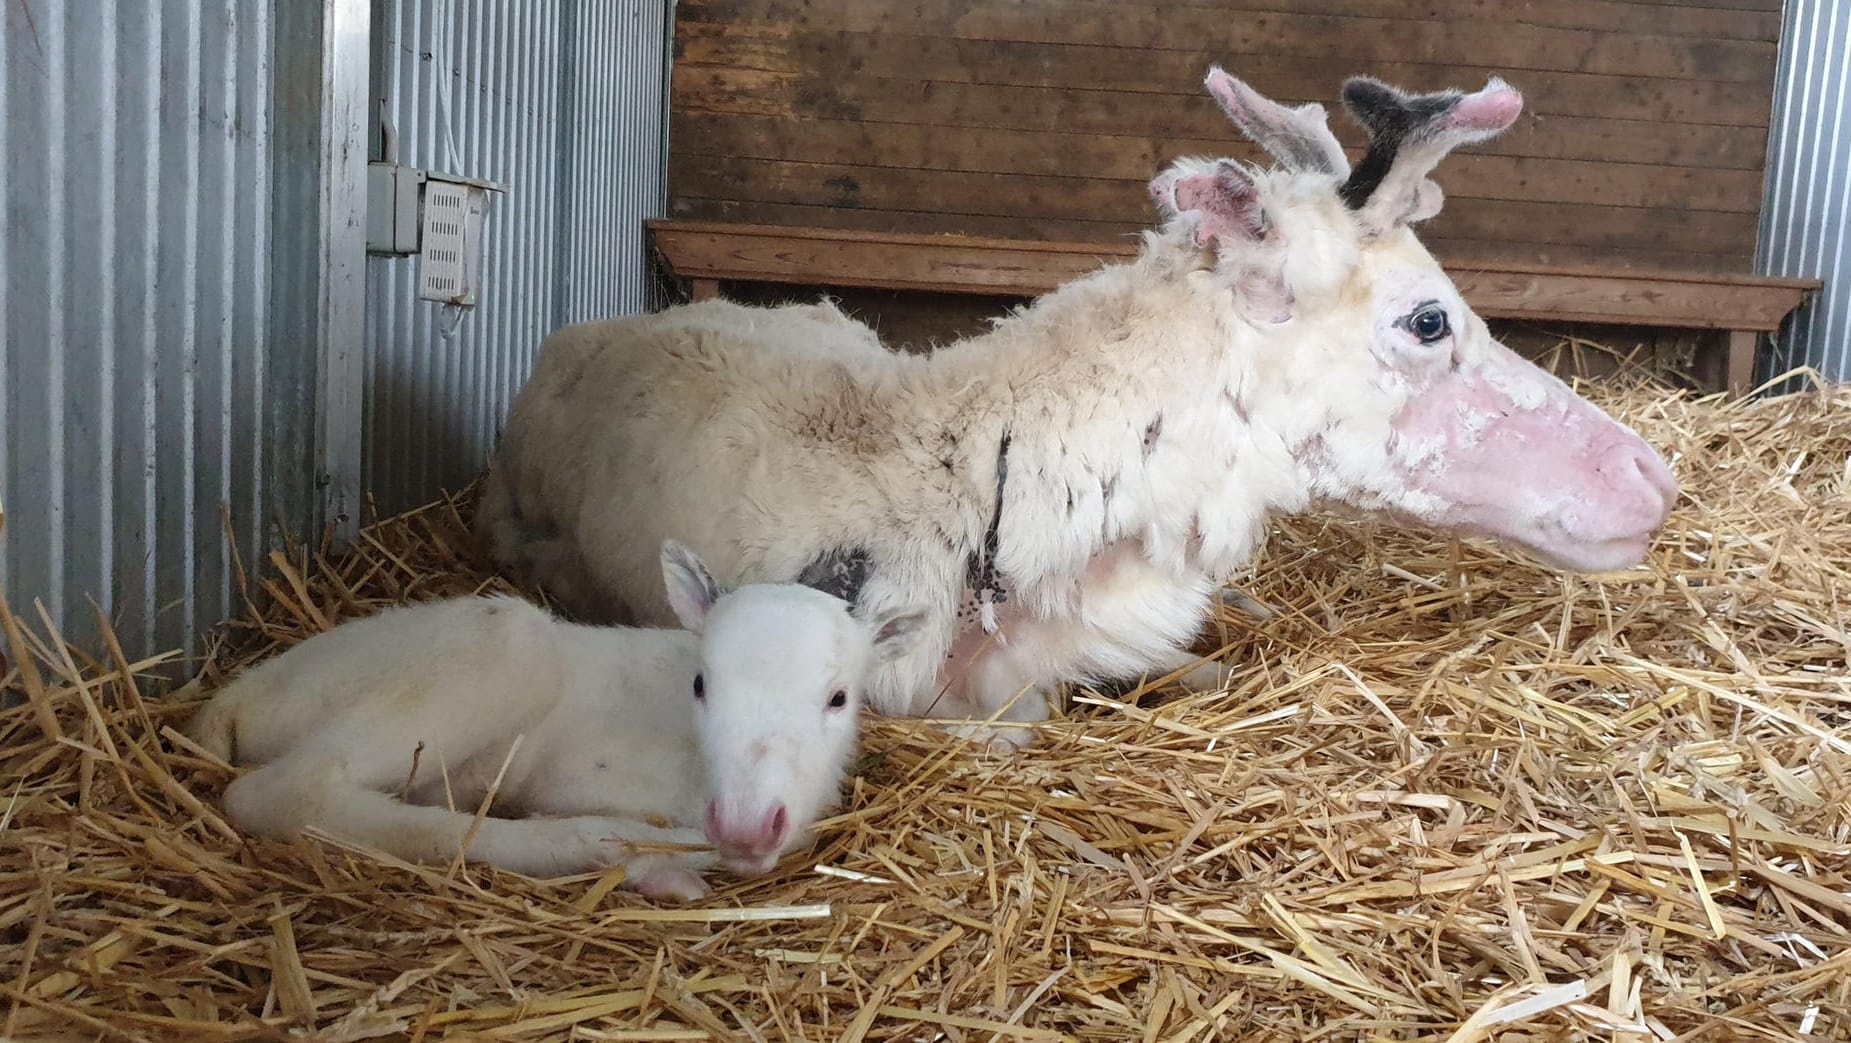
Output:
[
  {"xmin": 416, "ymin": 178, "xmax": 489, "ymax": 306},
  {"xmin": 364, "ymin": 162, "xmax": 505, "ymax": 308},
  {"xmin": 365, "ymin": 163, "xmax": 423, "ymax": 255}
]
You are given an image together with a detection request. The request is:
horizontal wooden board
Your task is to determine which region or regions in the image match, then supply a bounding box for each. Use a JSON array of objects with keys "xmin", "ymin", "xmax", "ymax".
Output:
[
  {"xmin": 673, "ymin": 105, "xmax": 1767, "ymax": 177},
  {"xmin": 675, "ymin": 28, "xmax": 1773, "ymax": 167},
  {"xmin": 672, "ymin": 112, "xmax": 1766, "ymax": 212},
  {"xmin": 1456, "ymin": 272, "xmax": 1810, "ymax": 330},
  {"xmin": 668, "ymin": 154, "xmax": 1761, "ymax": 255},
  {"xmin": 1386, "ymin": 237, "xmax": 1751, "ymax": 274},
  {"xmin": 667, "ymin": 196, "xmax": 1142, "ymax": 244},
  {"xmin": 647, "ymin": 220, "xmax": 1814, "ymax": 329},
  {"xmin": 670, "ymin": 0, "xmax": 1782, "ymax": 273},
  {"xmin": 673, "ymin": 61, "xmax": 1776, "ymax": 136},
  {"xmin": 666, "ymin": 197, "xmax": 1753, "ymax": 273},
  {"xmin": 1619, "ymin": 0, "xmax": 1780, "ymax": 12},
  {"xmin": 683, "ymin": 0, "xmax": 1777, "ymax": 82},
  {"xmin": 1086, "ymin": 0, "xmax": 1780, "ymax": 40},
  {"xmin": 651, "ymin": 224, "xmax": 1128, "ymax": 297}
]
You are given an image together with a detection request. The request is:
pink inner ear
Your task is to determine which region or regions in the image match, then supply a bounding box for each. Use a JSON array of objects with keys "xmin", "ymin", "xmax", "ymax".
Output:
[
  {"xmin": 1174, "ymin": 171, "xmax": 1264, "ymax": 245},
  {"xmin": 1444, "ymin": 87, "xmax": 1523, "ymax": 133}
]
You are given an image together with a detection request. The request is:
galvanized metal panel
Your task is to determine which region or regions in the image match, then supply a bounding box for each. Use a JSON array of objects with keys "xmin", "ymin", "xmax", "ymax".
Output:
[
  {"xmin": 558, "ymin": 0, "xmax": 671, "ymax": 326},
  {"xmin": 2, "ymin": 1, "xmax": 286, "ymax": 663},
  {"xmin": 316, "ymin": 0, "xmax": 375, "ymax": 541},
  {"xmin": 1758, "ymin": 0, "xmax": 1851, "ymax": 385},
  {"xmin": 363, "ymin": 0, "xmax": 668, "ymax": 517},
  {"xmin": 365, "ymin": 0, "xmax": 562, "ymax": 515}
]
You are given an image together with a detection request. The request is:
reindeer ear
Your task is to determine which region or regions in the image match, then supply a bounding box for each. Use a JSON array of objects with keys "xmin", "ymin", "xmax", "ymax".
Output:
[
  {"xmin": 1234, "ymin": 269, "xmax": 1294, "ymax": 326},
  {"xmin": 660, "ymin": 540, "xmax": 725, "ymax": 632},
  {"xmin": 1151, "ymin": 161, "xmax": 1295, "ymax": 326},
  {"xmin": 861, "ymin": 606, "xmax": 928, "ymax": 664},
  {"xmin": 1149, "ymin": 160, "xmax": 1268, "ymax": 251},
  {"xmin": 1405, "ymin": 178, "xmax": 1445, "ymax": 224}
]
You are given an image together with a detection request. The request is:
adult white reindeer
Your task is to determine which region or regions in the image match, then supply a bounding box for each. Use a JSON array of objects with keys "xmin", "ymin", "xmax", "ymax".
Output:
[{"xmin": 477, "ymin": 68, "xmax": 1678, "ymax": 751}]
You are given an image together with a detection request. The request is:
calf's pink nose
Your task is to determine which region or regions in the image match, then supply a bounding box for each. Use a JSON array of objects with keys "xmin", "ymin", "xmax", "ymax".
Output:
[{"xmin": 704, "ymin": 800, "xmax": 790, "ymax": 858}]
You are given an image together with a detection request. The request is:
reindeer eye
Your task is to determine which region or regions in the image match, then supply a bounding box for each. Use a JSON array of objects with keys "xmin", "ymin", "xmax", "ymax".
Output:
[
  {"xmin": 1403, "ymin": 303, "xmax": 1450, "ymax": 345},
  {"xmin": 692, "ymin": 674, "xmax": 705, "ymax": 700},
  {"xmin": 827, "ymin": 689, "xmax": 849, "ymax": 709}
]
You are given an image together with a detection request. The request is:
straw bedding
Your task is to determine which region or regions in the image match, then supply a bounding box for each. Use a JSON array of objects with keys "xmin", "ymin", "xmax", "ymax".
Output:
[{"xmin": 2, "ymin": 378, "xmax": 1848, "ymax": 1042}]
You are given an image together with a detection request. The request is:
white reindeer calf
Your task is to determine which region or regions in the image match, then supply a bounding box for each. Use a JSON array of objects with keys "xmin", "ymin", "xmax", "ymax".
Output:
[{"xmin": 184, "ymin": 541, "xmax": 923, "ymax": 900}]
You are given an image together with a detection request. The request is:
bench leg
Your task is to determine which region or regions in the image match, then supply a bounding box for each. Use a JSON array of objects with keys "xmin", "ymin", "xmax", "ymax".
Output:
[
  {"xmin": 1726, "ymin": 329, "xmax": 1757, "ymax": 397},
  {"xmin": 689, "ymin": 278, "xmax": 721, "ymax": 302}
]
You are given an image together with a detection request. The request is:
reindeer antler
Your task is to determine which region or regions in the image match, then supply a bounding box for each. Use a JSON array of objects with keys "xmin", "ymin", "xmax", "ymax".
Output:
[
  {"xmin": 1203, "ymin": 66, "xmax": 1349, "ymax": 177},
  {"xmin": 1337, "ymin": 75, "xmax": 1523, "ymax": 233}
]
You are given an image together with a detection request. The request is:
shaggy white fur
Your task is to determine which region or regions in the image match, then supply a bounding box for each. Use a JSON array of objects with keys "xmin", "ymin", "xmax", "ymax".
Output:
[{"xmin": 477, "ymin": 68, "xmax": 1677, "ymax": 751}]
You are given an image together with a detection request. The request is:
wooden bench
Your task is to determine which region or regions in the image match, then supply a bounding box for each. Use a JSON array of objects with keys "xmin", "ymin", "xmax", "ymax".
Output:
[{"xmin": 646, "ymin": 219, "xmax": 1820, "ymax": 396}]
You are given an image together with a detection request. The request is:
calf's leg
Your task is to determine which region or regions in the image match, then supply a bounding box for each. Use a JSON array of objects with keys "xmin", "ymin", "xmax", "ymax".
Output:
[{"xmin": 223, "ymin": 761, "xmax": 715, "ymax": 894}]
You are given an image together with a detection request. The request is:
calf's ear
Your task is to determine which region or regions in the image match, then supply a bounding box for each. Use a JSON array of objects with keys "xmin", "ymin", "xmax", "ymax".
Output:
[
  {"xmin": 660, "ymin": 540, "xmax": 724, "ymax": 632},
  {"xmin": 860, "ymin": 606, "xmax": 929, "ymax": 664}
]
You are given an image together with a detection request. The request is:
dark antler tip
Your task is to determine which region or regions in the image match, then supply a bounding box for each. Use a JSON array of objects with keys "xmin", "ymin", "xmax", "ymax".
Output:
[{"xmin": 1339, "ymin": 77, "xmax": 1392, "ymax": 103}]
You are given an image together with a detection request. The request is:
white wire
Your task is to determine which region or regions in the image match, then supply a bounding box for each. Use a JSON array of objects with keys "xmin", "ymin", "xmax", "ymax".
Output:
[
  {"xmin": 429, "ymin": 0, "xmax": 467, "ymax": 337},
  {"xmin": 438, "ymin": 302, "xmax": 466, "ymax": 340},
  {"xmin": 431, "ymin": 0, "xmax": 464, "ymax": 176}
]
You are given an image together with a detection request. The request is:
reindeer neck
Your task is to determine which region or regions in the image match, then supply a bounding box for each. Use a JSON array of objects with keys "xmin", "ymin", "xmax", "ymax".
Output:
[
  {"xmin": 922, "ymin": 243, "xmax": 1217, "ymax": 390},
  {"xmin": 894, "ymin": 236, "xmax": 1316, "ymax": 584}
]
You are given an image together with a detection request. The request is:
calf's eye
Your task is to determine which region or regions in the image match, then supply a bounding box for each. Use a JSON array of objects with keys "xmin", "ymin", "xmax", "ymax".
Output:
[
  {"xmin": 692, "ymin": 674, "xmax": 705, "ymax": 700},
  {"xmin": 827, "ymin": 689, "xmax": 849, "ymax": 709}
]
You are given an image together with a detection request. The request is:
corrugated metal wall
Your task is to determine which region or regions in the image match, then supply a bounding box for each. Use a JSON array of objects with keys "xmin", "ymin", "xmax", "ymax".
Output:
[
  {"xmin": 557, "ymin": 0, "xmax": 671, "ymax": 326},
  {"xmin": 363, "ymin": 0, "xmax": 669, "ymax": 517},
  {"xmin": 2, "ymin": 0, "xmax": 667, "ymax": 664},
  {"xmin": 1, "ymin": 1, "xmax": 299, "ymax": 661},
  {"xmin": 1758, "ymin": 0, "xmax": 1851, "ymax": 385}
]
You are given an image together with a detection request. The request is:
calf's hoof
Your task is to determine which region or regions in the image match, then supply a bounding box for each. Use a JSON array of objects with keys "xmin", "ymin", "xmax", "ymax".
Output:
[
  {"xmin": 1175, "ymin": 659, "xmax": 1234, "ymax": 692},
  {"xmin": 628, "ymin": 861, "xmax": 711, "ymax": 902},
  {"xmin": 934, "ymin": 720, "xmax": 1037, "ymax": 757}
]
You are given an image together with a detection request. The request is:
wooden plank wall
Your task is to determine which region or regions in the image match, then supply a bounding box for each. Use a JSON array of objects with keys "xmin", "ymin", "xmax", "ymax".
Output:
[{"xmin": 667, "ymin": 0, "xmax": 1783, "ymax": 274}]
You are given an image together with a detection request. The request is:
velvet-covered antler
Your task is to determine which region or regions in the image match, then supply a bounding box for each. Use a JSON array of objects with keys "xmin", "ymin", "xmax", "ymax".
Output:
[
  {"xmin": 1203, "ymin": 66, "xmax": 1349, "ymax": 177},
  {"xmin": 1337, "ymin": 75, "xmax": 1523, "ymax": 233}
]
